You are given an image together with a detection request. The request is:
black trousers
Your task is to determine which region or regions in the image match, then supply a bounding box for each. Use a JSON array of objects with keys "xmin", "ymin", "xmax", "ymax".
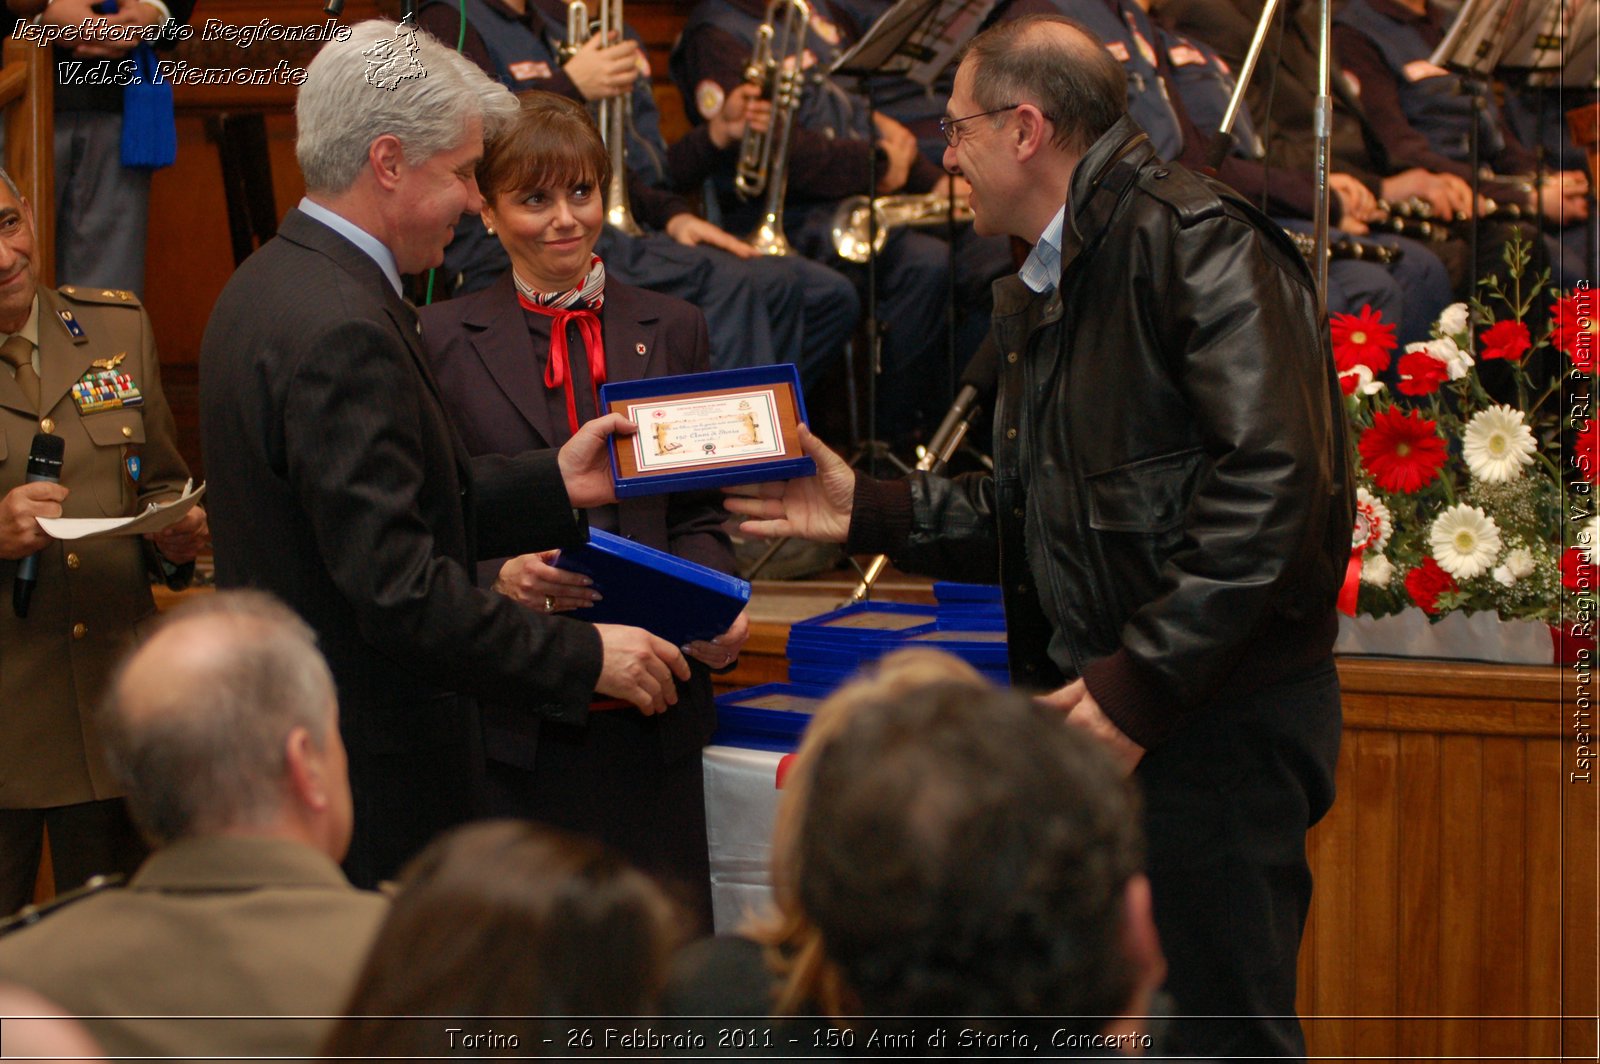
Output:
[
  {"xmin": 0, "ymin": 799, "xmax": 146, "ymax": 916},
  {"xmin": 1137, "ymin": 659, "xmax": 1343, "ymax": 1063}
]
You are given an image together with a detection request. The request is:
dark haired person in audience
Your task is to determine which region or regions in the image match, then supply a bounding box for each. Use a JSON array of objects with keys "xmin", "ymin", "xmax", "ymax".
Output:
[
  {"xmin": 800, "ymin": 682, "xmax": 1166, "ymax": 1051},
  {"xmin": 420, "ymin": 91, "xmax": 745, "ymax": 933},
  {"xmin": 322, "ymin": 820, "xmax": 678, "ymax": 1058},
  {"xmin": 0, "ymin": 592, "xmax": 389, "ymax": 1061},
  {"xmin": 664, "ymin": 649, "xmax": 989, "ymax": 1029},
  {"xmin": 727, "ymin": 15, "xmax": 1349, "ymax": 1060}
]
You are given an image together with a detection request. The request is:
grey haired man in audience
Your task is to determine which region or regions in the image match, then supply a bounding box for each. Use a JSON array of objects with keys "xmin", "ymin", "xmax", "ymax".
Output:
[{"xmin": 0, "ymin": 591, "xmax": 388, "ymax": 1060}]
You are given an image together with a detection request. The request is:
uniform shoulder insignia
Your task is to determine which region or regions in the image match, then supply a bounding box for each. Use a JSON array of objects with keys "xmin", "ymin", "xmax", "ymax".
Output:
[
  {"xmin": 56, "ymin": 285, "xmax": 141, "ymax": 307},
  {"xmin": 0, "ymin": 874, "xmax": 124, "ymax": 937}
]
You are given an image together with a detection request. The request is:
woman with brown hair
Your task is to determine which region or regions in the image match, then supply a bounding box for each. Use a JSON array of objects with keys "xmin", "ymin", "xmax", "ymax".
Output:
[
  {"xmin": 419, "ymin": 92, "xmax": 747, "ymax": 932},
  {"xmin": 322, "ymin": 820, "xmax": 678, "ymax": 1057}
]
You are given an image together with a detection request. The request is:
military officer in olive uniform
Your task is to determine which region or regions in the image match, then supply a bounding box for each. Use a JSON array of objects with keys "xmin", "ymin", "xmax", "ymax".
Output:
[
  {"xmin": 0, "ymin": 593, "xmax": 386, "ymax": 1061},
  {"xmin": 0, "ymin": 167, "xmax": 207, "ymax": 915}
]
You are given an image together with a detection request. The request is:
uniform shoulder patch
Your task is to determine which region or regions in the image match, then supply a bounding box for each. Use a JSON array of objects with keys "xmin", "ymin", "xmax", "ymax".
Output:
[
  {"xmin": 56, "ymin": 285, "xmax": 141, "ymax": 308},
  {"xmin": 695, "ymin": 78, "xmax": 726, "ymax": 120}
]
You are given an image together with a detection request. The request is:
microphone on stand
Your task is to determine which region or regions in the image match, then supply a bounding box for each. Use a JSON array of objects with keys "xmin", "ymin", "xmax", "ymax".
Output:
[
  {"xmin": 13, "ymin": 433, "xmax": 64, "ymax": 619},
  {"xmin": 847, "ymin": 338, "xmax": 1000, "ymax": 604}
]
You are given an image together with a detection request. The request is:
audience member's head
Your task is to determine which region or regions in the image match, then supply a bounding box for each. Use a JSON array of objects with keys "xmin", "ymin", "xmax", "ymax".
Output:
[
  {"xmin": 101, "ymin": 591, "xmax": 352, "ymax": 860},
  {"xmin": 796, "ymin": 683, "xmax": 1163, "ymax": 1042},
  {"xmin": 322, "ymin": 821, "xmax": 679, "ymax": 1056},
  {"xmin": 755, "ymin": 650, "xmax": 991, "ymax": 1014}
]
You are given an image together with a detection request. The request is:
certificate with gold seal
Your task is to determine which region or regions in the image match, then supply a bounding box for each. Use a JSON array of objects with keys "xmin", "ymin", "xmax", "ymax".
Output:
[
  {"xmin": 602, "ymin": 365, "xmax": 815, "ymax": 498},
  {"xmin": 627, "ymin": 392, "xmax": 784, "ymax": 472}
]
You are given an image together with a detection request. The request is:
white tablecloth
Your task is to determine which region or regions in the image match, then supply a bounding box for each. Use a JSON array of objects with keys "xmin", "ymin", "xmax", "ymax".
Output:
[{"xmin": 702, "ymin": 744, "xmax": 785, "ymax": 934}]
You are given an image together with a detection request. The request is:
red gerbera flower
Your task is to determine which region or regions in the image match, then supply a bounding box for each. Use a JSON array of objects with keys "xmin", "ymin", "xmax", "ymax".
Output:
[
  {"xmin": 1395, "ymin": 349, "xmax": 1449, "ymax": 396},
  {"xmin": 1358, "ymin": 407, "xmax": 1448, "ymax": 494},
  {"xmin": 1479, "ymin": 319, "xmax": 1530, "ymax": 362},
  {"xmin": 1330, "ymin": 304, "xmax": 1396, "ymax": 373},
  {"xmin": 1562, "ymin": 547, "xmax": 1599, "ymax": 592},
  {"xmin": 1405, "ymin": 557, "xmax": 1459, "ymax": 614},
  {"xmin": 1576, "ymin": 419, "xmax": 1600, "ymax": 484},
  {"xmin": 1552, "ymin": 290, "xmax": 1597, "ymax": 372}
]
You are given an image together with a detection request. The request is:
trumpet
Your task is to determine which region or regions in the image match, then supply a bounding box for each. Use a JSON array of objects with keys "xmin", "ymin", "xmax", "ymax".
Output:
[
  {"xmin": 566, "ymin": 0, "xmax": 642, "ymax": 237},
  {"xmin": 829, "ymin": 191, "xmax": 974, "ymax": 263},
  {"xmin": 737, "ymin": 0, "xmax": 811, "ymax": 256}
]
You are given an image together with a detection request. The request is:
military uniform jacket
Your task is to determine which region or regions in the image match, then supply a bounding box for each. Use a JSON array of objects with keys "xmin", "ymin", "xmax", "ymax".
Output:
[
  {"xmin": 0, "ymin": 286, "xmax": 191, "ymax": 809},
  {"xmin": 0, "ymin": 835, "xmax": 390, "ymax": 1060}
]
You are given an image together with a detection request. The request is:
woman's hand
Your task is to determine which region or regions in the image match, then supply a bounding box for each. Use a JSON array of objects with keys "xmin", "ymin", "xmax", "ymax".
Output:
[
  {"xmin": 494, "ymin": 550, "xmax": 600, "ymax": 613},
  {"xmin": 685, "ymin": 608, "xmax": 750, "ymax": 669}
]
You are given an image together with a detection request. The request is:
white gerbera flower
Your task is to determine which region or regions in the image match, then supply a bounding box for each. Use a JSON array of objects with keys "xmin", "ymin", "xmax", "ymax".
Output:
[
  {"xmin": 1492, "ymin": 548, "xmax": 1534, "ymax": 586},
  {"xmin": 1430, "ymin": 504, "xmax": 1503, "ymax": 579},
  {"xmin": 1340, "ymin": 363, "xmax": 1386, "ymax": 396},
  {"xmin": 1407, "ymin": 336, "xmax": 1473, "ymax": 380},
  {"xmin": 1354, "ymin": 487, "xmax": 1393, "ymax": 553},
  {"xmin": 1437, "ymin": 303, "xmax": 1469, "ymax": 338},
  {"xmin": 1462, "ymin": 405, "xmax": 1537, "ymax": 482},
  {"xmin": 1361, "ymin": 553, "xmax": 1395, "ymax": 586}
]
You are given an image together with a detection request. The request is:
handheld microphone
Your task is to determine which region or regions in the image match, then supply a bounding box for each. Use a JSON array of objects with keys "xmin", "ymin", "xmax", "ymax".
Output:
[{"xmin": 13, "ymin": 433, "xmax": 64, "ymax": 619}]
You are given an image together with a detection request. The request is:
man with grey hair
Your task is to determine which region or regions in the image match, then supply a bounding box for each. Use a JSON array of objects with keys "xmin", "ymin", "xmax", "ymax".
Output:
[
  {"xmin": 0, "ymin": 591, "xmax": 388, "ymax": 1060},
  {"xmin": 201, "ymin": 21, "xmax": 690, "ymax": 888}
]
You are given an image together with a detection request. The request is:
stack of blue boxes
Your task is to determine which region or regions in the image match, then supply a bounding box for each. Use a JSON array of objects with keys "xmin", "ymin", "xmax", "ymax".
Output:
[{"xmin": 712, "ymin": 584, "xmax": 1009, "ymax": 750}]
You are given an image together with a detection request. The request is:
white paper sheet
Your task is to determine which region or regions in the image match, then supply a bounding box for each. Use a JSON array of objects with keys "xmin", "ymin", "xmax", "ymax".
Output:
[{"xmin": 38, "ymin": 481, "xmax": 205, "ymax": 540}]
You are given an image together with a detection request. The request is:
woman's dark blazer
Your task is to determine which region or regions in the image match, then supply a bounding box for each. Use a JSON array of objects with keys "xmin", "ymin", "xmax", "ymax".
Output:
[{"xmin": 418, "ymin": 270, "xmax": 734, "ymax": 770}]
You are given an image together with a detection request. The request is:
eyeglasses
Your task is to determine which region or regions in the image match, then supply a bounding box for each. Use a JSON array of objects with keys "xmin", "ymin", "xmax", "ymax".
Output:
[{"xmin": 939, "ymin": 104, "xmax": 1021, "ymax": 146}]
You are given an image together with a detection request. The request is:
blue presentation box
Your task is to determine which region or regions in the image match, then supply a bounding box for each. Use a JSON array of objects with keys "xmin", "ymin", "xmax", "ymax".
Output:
[
  {"xmin": 555, "ymin": 528, "xmax": 750, "ymax": 647},
  {"xmin": 600, "ymin": 364, "xmax": 817, "ymax": 499},
  {"xmin": 712, "ymin": 682, "xmax": 832, "ymax": 752}
]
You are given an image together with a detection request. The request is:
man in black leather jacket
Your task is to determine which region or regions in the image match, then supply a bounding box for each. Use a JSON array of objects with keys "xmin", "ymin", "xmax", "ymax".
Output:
[{"xmin": 728, "ymin": 15, "xmax": 1353, "ymax": 1062}]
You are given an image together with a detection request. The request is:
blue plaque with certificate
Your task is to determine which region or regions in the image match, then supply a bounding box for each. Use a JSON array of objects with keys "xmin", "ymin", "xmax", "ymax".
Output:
[
  {"xmin": 554, "ymin": 528, "xmax": 750, "ymax": 647},
  {"xmin": 600, "ymin": 364, "xmax": 817, "ymax": 499}
]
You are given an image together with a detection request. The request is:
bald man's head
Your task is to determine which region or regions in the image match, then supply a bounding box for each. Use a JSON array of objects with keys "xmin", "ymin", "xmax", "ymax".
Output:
[
  {"xmin": 103, "ymin": 592, "xmax": 341, "ymax": 846},
  {"xmin": 959, "ymin": 15, "xmax": 1128, "ymax": 154}
]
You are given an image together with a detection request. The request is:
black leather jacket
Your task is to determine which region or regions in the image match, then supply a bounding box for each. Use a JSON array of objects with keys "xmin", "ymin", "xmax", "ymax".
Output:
[{"xmin": 850, "ymin": 117, "xmax": 1353, "ymax": 748}]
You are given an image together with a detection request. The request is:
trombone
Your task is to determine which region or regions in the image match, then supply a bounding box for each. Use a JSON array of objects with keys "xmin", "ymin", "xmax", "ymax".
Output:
[{"xmin": 565, "ymin": 0, "xmax": 643, "ymax": 237}]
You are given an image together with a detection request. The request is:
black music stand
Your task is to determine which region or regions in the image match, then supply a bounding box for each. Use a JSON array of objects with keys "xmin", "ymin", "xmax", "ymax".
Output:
[
  {"xmin": 828, "ymin": 0, "xmax": 993, "ymax": 478},
  {"xmin": 1433, "ymin": 0, "xmax": 1579, "ymax": 285}
]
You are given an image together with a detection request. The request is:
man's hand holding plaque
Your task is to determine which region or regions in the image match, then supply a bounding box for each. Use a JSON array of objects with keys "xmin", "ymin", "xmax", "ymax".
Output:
[{"xmin": 722, "ymin": 425, "xmax": 856, "ymax": 544}]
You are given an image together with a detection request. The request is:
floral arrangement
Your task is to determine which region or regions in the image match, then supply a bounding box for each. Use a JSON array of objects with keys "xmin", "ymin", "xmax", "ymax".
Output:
[{"xmin": 1331, "ymin": 235, "xmax": 1593, "ymax": 626}]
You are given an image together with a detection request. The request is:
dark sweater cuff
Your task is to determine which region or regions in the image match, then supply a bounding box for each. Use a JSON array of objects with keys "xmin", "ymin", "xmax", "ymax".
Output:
[
  {"xmin": 844, "ymin": 476, "xmax": 913, "ymax": 556},
  {"xmin": 1081, "ymin": 648, "xmax": 1178, "ymax": 751}
]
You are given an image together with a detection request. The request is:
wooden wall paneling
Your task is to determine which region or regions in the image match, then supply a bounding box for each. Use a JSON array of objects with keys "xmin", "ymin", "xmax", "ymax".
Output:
[
  {"xmin": 1564, "ymin": 750, "xmax": 1599, "ymax": 1059},
  {"xmin": 1437, "ymin": 735, "xmax": 1484, "ymax": 1057},
  {"xmin": 1524, "ymin": 737, "xmax": 1563, "ymax": 1058},
  {"xmin": 1479, "ymin": 735, "xmax": 1529, "ymax": 1057},
  {"xmin": 1349, "ymin": 730, "xmax": 1399, "ymax": 1059},
  {"xmin": 1395, "ymin": 731, "xmax": 1442, "ymax": 1058},
  {"xmin": 1306, "ymin": 735, "xmax": 1357, "ymax": 1057}
]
